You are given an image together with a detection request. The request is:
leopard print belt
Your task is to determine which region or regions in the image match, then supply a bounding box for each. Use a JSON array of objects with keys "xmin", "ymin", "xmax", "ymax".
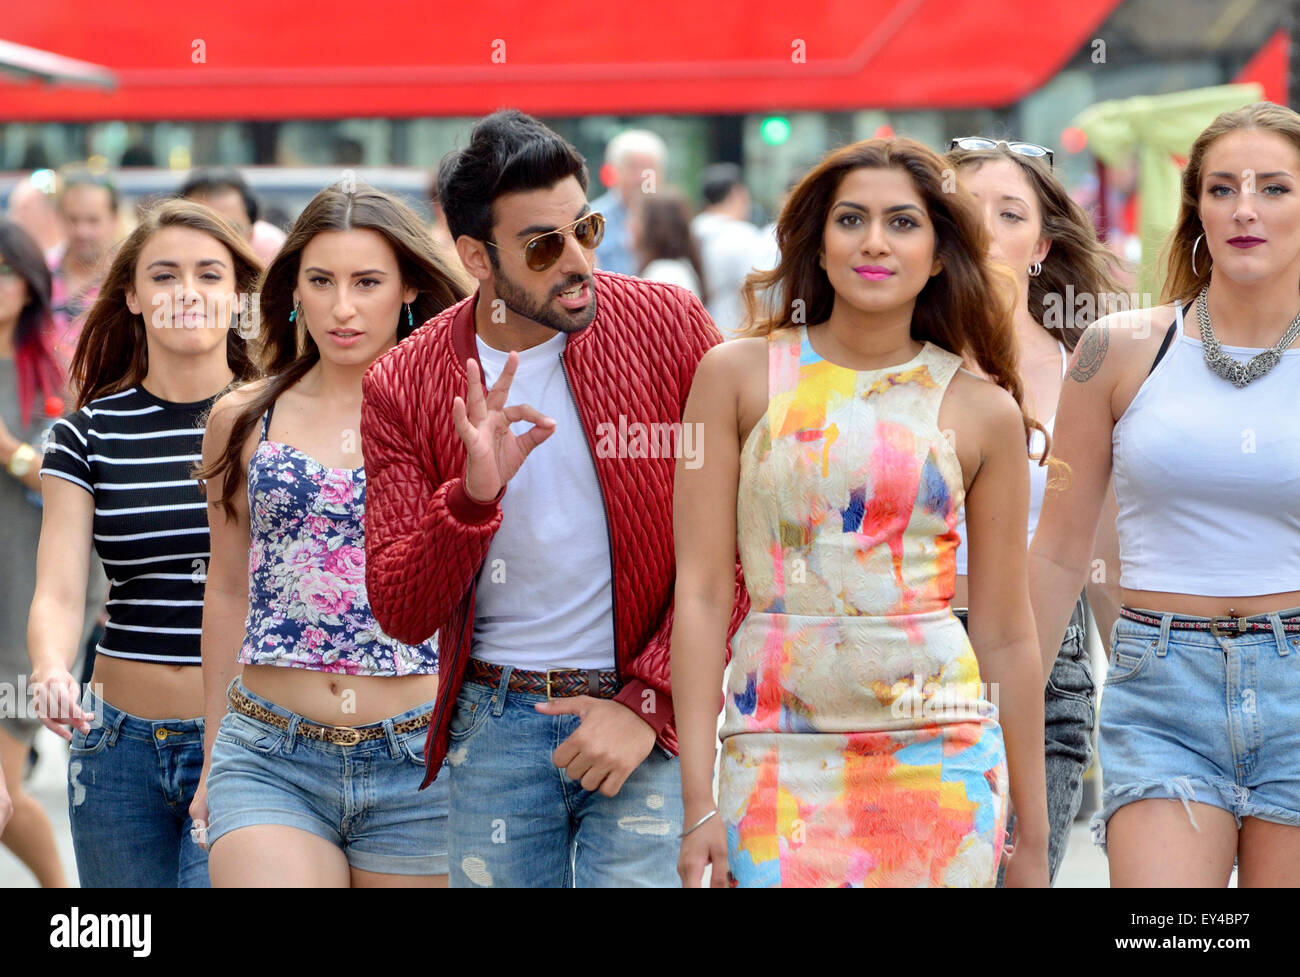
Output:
[{"xmin": 228, "ymin": 685, "xmax": 432, "ymax": 747}]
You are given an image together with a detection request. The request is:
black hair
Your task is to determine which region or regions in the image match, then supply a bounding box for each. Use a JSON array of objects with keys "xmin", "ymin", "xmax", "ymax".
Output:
[
  {"xmin": 178, "ymin": 168, "xmax": 260, "ymax": 226},
  {"xmin": 701, "ymin": 163, "xmax": 745, "ymax": 206},
  {"xmin": 1, "ymin": 221, "xmax": 63, "ymax": 426},
  {"xmin": 59, "ymin": 167, "xmax": 119, "ymax": 214},
  {"xmin": 437, "ymin": 109, "xmax": 589, "ymax": 245},
  {"xmin": 0, "ymin": 221, "xmax": 54, "ymax": 349}
]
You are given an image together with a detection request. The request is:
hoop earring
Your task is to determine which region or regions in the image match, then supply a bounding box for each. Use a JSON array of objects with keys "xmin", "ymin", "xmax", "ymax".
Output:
[
  {"xmin": 1191, "ymin": 233, "xmax": 1208, "ymax": 276},
  {"xmin": 1028, "ymin": 261, "xmax": 1042, "ymax": 277}
]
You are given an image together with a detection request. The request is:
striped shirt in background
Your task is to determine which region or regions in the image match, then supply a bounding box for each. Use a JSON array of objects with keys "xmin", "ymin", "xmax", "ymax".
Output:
[{"xmin": 40, "ymin": 386, "xmax": 216, "ymax": 666}]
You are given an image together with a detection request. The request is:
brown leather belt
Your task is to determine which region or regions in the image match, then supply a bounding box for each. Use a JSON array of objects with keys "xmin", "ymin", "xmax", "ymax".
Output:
[
  {"xmin": 464, "ymin": 659, "xmax": 620, "ymax": 699},
  {"xmin": 228, "ymin": 685, "xmax": 430, "ymax": 747}
]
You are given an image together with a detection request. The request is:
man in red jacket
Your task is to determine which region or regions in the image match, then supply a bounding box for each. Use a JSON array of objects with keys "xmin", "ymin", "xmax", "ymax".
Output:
[{"xmin": 361, "ymin": 110, "xmax": 743, "ymax": 887}]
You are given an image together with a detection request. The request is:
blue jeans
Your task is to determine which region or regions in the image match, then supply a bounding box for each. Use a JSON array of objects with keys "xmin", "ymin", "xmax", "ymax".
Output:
[
  {"xmin": 67, "ymin": 691, "xmax": 209, "ymax": 888},
  {"xmin": 446, "ymin": 667, "xmax": 683, "ymax": 887},
  {"xmin": 956, "ymin": 593, "xmax": 1095, "ymax": 885}
]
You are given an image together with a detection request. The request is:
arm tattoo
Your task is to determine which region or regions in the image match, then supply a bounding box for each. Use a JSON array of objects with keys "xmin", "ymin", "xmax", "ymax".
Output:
[{"xmin": 1068, "ymin": 325, "xmax": 1109, "ymax": 383}]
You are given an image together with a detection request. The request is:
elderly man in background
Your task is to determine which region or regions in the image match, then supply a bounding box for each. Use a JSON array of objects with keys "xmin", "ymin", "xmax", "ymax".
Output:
[{"xmin": 588, "ymin": 129, "xmax": 667, "ymax": 276}]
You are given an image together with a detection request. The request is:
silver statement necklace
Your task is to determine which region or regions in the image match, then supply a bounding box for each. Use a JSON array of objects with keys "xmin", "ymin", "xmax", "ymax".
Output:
[{"xmin": 1195, "ymin": 284, "xmax": 1300, "ymax": 387}]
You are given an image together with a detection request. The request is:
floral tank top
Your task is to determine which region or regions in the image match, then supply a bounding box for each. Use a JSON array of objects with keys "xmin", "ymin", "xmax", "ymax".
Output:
[{"xmin": 238, "ymin": 402, "xmax": 438, "ymax": 675}]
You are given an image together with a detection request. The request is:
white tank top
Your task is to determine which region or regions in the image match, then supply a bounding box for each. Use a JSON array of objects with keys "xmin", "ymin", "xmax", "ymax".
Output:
[
  {"xmin": 954, "ymin": 342, "xmax": 1066, "ymax": 577},
  {"xmin": 1112, "ymin": 303, "xmax": 1300, "ymax": 595}
]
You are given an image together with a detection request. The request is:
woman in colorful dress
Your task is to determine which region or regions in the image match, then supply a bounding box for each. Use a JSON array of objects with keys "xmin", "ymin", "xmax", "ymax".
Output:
[
  {"xmin": 945, "ymin": 137, "xmax": 1126, "ymax": 883},
  {"xmin": 1030, "ymin": 102, "xmax": 1300, "ymax": 886},
  {"xmin": 672, "ymin": 136, "xmax": 1049, "ymax": 887},
  {"xmin": 193, "ymin": 182, "xmax": 466, "ymax": 887}
]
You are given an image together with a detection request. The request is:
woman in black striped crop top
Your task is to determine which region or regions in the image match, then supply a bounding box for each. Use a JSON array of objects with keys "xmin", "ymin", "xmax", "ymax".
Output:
[{"xmin": 27, "ymin": 199, "xmax": 261, "ymax": 887}]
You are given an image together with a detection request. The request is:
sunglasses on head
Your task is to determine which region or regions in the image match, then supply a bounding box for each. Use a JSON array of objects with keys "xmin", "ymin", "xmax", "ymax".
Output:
[
  {"xmin": 486, "ymin": 212, "xmax": 606, "ymax": 272},
  {"xmin": 948, "ymin": 137, "xmax": 1054, "ymax": 170}
]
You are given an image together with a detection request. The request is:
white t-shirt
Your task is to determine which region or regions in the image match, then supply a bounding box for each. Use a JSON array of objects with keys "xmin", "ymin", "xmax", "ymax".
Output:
[
  {"xmin": 692, "ymin": 212, "xmax": 772, "ymax": 337},
  {"xmin": 471, "ymin": 330, "xmax": 616, "ymax": 671},
  {"xmin": 954, "ymin": 342, "xmax": 1067, "ymax": 577},
  {"xmin": 641, "ymin": 258, "xmax": 702, "ymax": 299}
]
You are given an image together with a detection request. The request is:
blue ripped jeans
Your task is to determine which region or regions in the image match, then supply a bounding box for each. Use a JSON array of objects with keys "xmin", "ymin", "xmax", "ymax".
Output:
[
  {"xmin": 66, "ymin": 691, "xmax": 209, "ymax": 888},
  {"xmin": 445, "ymin": 667, "xmax": 683, "ymax": 888}
]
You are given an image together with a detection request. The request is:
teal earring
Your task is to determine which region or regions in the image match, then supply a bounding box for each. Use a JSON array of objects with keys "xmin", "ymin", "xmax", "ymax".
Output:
[
  {"xmin": 404, "ymin": 302, "xmax": 413, "ymax": 328},
  {"xmin": 288, "ymin": 302, "xmax": 300, "ymax": 323}
]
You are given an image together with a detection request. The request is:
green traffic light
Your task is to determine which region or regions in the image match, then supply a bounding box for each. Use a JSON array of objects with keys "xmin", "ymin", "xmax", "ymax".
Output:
[{"xmin": 760, "ymin": 117, "xmax": 792, "ymax": 146}]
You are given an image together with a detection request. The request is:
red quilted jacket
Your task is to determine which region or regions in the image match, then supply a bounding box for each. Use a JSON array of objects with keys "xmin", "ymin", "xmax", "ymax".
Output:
[{"xmin": 361, "ymin": 270, "xmax": 749, "ymax": 787}]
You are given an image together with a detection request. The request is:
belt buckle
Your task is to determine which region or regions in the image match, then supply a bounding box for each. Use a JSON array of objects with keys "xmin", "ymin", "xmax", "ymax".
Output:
[
  {"xmin": 545, "ymin": 668, "xmax": 564, "ymax": 701},
  {"xmin": 329, "ymin": 725, "xmax": 362, "ymax": 746},
  {"xmin": 1209, "ymin": 616, "xmax": 1247, "ymax": 638}
]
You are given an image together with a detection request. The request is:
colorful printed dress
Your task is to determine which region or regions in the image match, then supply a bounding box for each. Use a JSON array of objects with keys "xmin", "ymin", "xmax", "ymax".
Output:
[{"xmin": 719, "ymin": 326, "xmax": 1008, "ymax": 887}]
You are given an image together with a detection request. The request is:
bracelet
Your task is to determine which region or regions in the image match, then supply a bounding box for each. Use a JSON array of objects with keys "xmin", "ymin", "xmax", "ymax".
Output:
[
  {"xmin": 679, "ymin": 809, "xmax": 718, "ymax": 838},
  {"xmin": 6, "ymin": 443, "xmax": 37, "ymax": 479}
]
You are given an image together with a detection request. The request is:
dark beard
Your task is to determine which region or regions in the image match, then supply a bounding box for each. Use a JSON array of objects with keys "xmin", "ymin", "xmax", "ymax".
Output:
[{"xmin": 491, "ymin": 265, "xmax": 597, "ymax": 334}]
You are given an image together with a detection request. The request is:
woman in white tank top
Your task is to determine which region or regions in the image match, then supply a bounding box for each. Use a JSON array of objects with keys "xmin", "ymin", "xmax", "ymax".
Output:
[
  {"xmin": 946, "ymin": 140, "xmax": 1127, "ymax": 884},
  {"xmin": 1030, "ymin": 102, "xmax": 1300, "ymax": 887}
]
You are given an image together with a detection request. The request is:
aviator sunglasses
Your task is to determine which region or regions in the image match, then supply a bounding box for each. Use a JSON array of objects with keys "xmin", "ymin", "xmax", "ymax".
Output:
[
  {"xmin": 485, "ymin": 212, "xmax": 606, "ymax": 272},
  {"xmin": 948, "ymin": 137, "xmax": 1055, "ymax": 170}
]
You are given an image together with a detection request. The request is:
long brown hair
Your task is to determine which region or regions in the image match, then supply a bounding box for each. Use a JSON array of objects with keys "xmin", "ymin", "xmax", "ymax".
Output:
[
  {"xmin": 199, "ymin": 181, "xmax": 469, "ymax": 520},
  {"xmin": 636, "ymin": 188, "xmax": 707, "ymax": 299},
  {"xmin": 69, "ymin": 198, "xmax": 261, "ymax": 409},
  {"xmin": 1162, "ymin": 100, "xmax": 1300, "ymax": 303},
  {"xmin": 945, "ymin": 144, "xmax": 1126, "ymax": 352},
  {"xmin": 739, "ymin": 136, "xmax": 1045, "ymax": 453}
]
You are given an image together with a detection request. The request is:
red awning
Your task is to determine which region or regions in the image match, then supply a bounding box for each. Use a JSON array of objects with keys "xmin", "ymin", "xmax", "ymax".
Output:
[
  {"xmin": 1233, "ymin": 27, "xmax": 1289, "ymax": 106},
  {"xmin": 0, "ymin": 0, "xmax": 1121, "ymax": 121}
]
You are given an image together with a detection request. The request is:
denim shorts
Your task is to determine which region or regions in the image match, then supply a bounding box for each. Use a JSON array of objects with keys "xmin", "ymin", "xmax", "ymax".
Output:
[
  {"xmin": 1092, "ymin": 607, "xmax": 1300, "ymax": 851},
  {"xmin": 206, "ymin": 679, "xmax": 449, "ymax": 876},
  {"xmin": 67, "ymin": 691, "xmax": 208, "ymax": 887}
]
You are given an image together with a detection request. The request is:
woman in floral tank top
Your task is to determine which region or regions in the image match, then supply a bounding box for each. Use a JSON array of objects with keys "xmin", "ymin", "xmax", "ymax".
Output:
[{"xmin": 193, "ymin": 183, "xmax": 466, "ymax": 887}]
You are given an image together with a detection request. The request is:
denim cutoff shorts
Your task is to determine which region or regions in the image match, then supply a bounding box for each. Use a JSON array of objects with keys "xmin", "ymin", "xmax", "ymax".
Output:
[
  {"xmin": 1091, "ymin": 606, "xmax": 1300, "ymax": 852},
  {"xmin": 206, "ymin": 678, "xmax": 449, "ymax": 875}
]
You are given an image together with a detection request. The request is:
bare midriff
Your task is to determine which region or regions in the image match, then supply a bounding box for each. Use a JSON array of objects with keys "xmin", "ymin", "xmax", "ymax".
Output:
[
  {"xmin": 240, "ymin": 664, "xmax": 439, "ymax": 727},
  {"xmin": 951, "ymin": 575, "xmax": 1300, "ymax": 621},
  {"xmin": 90, "ymin": 656, "xmax": 205, "ymax": 720}
]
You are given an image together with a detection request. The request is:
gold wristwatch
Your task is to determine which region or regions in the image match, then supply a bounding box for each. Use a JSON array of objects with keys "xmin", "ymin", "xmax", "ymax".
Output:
[{"xmin": 7, "ymin": 443, "xmax": 37, "ymax": 478}]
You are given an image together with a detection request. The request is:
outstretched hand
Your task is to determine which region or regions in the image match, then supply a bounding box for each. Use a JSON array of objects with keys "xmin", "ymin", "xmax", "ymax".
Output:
[{"xmin": 452, "ymin": 354, "xmax": 556, "ymax": 503}]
